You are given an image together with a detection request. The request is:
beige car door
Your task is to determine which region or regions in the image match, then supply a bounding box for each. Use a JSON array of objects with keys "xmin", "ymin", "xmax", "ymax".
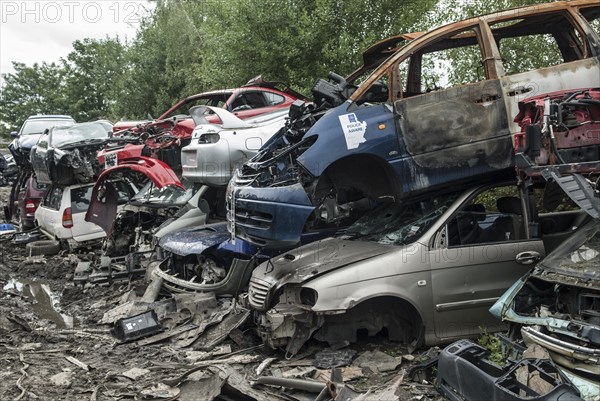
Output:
[{"xmin": 429, "ymin": 184, "xmax": 545, "ymax": 342}]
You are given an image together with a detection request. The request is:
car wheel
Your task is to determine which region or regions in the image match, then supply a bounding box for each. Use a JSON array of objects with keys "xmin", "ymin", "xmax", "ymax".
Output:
[{"xmin": 26, "ymin": 240, "xmax": 60, "ymax": 256}]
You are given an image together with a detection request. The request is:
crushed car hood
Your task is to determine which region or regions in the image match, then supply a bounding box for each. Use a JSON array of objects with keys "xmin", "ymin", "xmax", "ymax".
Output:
[
  {"xmin": 252, "ymin": 237, "xmax": 395, "ymax": 290},
  {"xmin": 97, "ymin": 157, "xmax": 183, "ymax": 190},
  {"xmin": 158, "ymin": 223, "xmax": 229, "ymax": 256},
  {"xmin": 86, "ymin": 157, "xmax": 184, "ymax": 235}
]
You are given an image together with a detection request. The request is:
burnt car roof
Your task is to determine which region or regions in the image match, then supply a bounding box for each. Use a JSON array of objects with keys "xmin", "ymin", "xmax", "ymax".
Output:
[{"xmin": 351, "ymin": 0, "xmax": 600, "ymax": 102}]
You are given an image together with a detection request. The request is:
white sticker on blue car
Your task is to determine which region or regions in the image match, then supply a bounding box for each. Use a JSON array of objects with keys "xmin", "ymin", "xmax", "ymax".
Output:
[{"xmin": 338, "ymin": 113, "xmax": 367, "ymax": 150}]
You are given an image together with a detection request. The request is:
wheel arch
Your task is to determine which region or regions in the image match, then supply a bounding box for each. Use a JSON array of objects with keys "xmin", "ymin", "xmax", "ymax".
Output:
[
  {"xmin": 312, "ymin": 294, "xmax": 425, "ymax": 347},
  {"xmin": 312, "ymin": 153, "xmax": 402, "ymax": 203}
]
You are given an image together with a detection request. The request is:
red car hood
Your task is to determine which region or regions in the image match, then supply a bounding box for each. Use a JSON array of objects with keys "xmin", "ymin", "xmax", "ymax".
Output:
[{"xmin": 97, "ymin": 156, "xmax": 183, "ymax": 189}]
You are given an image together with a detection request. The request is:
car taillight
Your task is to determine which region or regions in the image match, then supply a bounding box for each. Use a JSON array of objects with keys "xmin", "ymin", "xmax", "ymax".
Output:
[
  {"xmin": 25, "ymin": 199, "xmax": 36, "ymax": 214},
  {"xmin": 198, "ymin": 133, "xmax": 220, "ymax": 144},
  {"xmin": 62, "ymin": 207, "xmax": 73, "ymax": 228}
]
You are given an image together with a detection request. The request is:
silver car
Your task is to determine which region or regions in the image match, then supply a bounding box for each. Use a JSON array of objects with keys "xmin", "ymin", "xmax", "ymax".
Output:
[
  {"xmin": 247, "ymin": 182, "xmax": 587, "ymax": 356},
  {"xmin": 181, "ymin": 106, "xmax": 289, "ymax": 187}
]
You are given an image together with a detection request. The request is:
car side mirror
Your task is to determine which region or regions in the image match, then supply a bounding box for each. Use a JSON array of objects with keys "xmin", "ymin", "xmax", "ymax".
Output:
[{"xmin": 10, "ymin": 131, "xmax": 18, "ymax": 138}]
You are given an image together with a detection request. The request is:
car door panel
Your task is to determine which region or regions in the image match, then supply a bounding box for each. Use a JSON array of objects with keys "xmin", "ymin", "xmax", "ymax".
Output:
[
  {"xmin": 430, "ymin": 239, "xmax": 545, "ymax": 341},
  {"xmin": 395, "ymin": 78, "xmax": 513, "ymax": 169}
]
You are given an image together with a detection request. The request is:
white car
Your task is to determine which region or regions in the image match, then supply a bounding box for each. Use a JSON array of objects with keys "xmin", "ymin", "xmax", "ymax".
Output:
[
  {"xmin": 181, "ymin": 106, "xmax": 289, "ymax": 186},
  {"xmin": 36, "ymin": 181, "xmax": 136, "ymax": 250}
]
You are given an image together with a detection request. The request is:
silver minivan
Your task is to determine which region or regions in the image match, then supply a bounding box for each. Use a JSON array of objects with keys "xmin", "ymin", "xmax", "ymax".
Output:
[{"xmin": 247, "ymin": 182, "xmax": 588, "ymax": 356}]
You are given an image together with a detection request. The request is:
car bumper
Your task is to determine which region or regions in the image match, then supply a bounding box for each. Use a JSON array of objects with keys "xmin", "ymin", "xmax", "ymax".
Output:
[
  {"xmin": 228, "ymin": 182, "xmax": 314, "ymax": 249},
  {"xmin": 181, "ymin": 142, "xmax": 232, "ymax": 187}
]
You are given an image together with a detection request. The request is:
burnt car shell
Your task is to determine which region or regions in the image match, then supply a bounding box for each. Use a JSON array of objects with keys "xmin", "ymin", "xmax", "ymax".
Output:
[{"xmin": 228, "ymin": 1, "xmax": 600, "ymax": 249}]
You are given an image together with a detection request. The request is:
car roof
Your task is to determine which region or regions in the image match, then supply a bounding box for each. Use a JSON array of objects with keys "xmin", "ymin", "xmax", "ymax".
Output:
[
  {"xmin": 351, "ymin": 0, "xmax": 599, "ymax": 101},
  {"xmin": 25, "ymin": 115, "xmax": 75, "ymax": 121}
]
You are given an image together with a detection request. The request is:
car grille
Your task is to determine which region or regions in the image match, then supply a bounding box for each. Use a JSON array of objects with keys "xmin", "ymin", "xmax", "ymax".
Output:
[
  {"xmin": 248, "ymin": 276, "xmax": 272, "ymax": 310},
  {"xmin": 234, "ymin": 172, "xmax": 260, "ymax": 186},
  {"xmin": 234, "ymin": 207, "xmax": 273, "ymax": 230}
]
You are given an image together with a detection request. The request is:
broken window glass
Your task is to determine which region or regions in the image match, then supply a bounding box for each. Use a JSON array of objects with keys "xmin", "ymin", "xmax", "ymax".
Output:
[
  {"xmin": 541, "ymin": 219, "xmax": 600, "ymax": 280},
  {"xmin": 339, "ymin": 191, "xmax": 460, "ymax": 246}
]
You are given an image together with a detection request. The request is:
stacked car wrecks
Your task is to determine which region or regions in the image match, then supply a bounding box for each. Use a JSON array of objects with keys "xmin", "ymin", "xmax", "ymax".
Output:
[{"xmin": 2, "ymin": 1, "xmax": 599, "ymax": 400}]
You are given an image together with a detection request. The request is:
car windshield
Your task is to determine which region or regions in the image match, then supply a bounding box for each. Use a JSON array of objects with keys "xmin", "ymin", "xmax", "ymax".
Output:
[
  {"xmin": 161, "ymin": 93, "xmax": 231, "ymax": 119},
  {"xmin": 540, "ymin": 219, "xmax": 600, "ymax": 281},
  {"xmin": 339, "ymin": 191, "xmax": 460, "ymax": 245},
  {"xmin": 51, "ymin": 122, "xmax": 112, "ymax": 148},
  {"xmin": 132, "ymin": 181, "xmax": 193, "ymax": 205},
  {"xmin": 21, "ymin": 119, "xmax": 73, "ymax": 135}
]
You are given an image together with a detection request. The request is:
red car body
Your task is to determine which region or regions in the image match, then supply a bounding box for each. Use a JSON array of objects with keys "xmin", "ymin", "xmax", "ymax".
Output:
[{"xmin": 104, "ymin": 79, "xmax": 304, "ymax": 170}]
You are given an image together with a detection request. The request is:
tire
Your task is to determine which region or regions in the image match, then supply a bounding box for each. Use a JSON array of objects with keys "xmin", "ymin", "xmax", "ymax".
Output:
[{"xmin": 26, "ymin": 240, "xmax": 61, "ymax": 256}]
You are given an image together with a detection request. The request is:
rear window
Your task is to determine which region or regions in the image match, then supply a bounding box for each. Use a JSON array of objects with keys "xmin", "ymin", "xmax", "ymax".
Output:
[
  {"xmin": 71, "ymin": 186, "xmax": 93, "ymax": 214},
  {"xmin": 72, "ymin": 182, "xmax": 134, "ymax": 213},
  {"xmin": 32, "ymin": 176, "xmax": 48, "ymax": 191},
  {"xmin": 44, "ymin": 186, "xmax": 64, "ymax": 210}
]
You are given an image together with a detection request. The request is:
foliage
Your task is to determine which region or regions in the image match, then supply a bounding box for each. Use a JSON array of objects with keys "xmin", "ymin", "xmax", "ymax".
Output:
[
  {"xmin": 478, "ymin": 327, "xmax": 506, "ymax": 365},
  {"xmin": 64, "ymin": 38, "xmax": 127, "ymax": 122},
  {"xmin": 0, "ymin": 0, "xmax": 587, "ymax": 128},
  {"xmin": 0, "ymin": 62, "xmax": 71, "ymax": 131}
]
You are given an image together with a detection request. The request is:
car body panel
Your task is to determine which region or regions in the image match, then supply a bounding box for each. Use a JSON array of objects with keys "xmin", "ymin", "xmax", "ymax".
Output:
[
  {"xmin": 158, "ymin": 222, "xmax": 230, "ymax": 256},
  {"xmin": 181, "ymin": 107, "xmax": 289, "ymax": 186}
]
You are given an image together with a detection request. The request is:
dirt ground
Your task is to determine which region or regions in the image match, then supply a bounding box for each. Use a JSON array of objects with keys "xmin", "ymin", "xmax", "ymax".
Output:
[{"xmin": 0, "ymin": 185, "xmax": 446, "ymax": 401}]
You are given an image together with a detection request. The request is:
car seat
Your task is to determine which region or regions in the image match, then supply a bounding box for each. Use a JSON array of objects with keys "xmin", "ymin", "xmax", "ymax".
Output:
[{"xmin": 487, "ymin": 197, "xmax": 524, "ymax": 242}]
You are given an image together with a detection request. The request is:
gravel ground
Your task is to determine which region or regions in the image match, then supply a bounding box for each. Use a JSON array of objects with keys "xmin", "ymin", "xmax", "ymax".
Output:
[{"xmin": 0, "ymin": 185, "xmax": 446, "ymax": 401}]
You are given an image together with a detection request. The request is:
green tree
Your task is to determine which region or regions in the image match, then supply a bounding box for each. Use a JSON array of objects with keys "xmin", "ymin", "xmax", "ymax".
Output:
[
  {"xmin": 111, "ymin": 0, "xmax": 208, "ymax": 119},
  {"xmin": 0, "ymin": 61, "xmax": 71, "ymax": 131},
  {"xmin": 198, "ymin": 0, "xmax": 437, "ymax": 94},
  {"xmin": 63, "ymin": 37, "xmax": 127, "ymax": 122}
]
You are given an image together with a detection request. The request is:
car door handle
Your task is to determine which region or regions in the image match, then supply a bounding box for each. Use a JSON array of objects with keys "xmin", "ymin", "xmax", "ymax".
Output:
[
  {"xmin": 516, "ymin": 251, "xmax": 541, "ymax": 265},
  {"xmin": 507, "ymin": 86, "xmax": 533, "ymax": 97}
]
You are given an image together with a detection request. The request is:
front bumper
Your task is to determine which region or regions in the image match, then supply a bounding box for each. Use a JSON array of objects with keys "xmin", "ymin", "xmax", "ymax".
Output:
[
  {"xmin": 181, "ymin": 141, "xmax": 232, "ymax": 187},
  {"xmin": 228, "ymin": 182, "xmax": 314, "ymax": 249}
]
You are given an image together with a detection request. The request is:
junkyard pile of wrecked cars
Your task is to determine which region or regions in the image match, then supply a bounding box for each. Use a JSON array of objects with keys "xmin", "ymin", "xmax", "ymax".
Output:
[{"xmin": 1, "ymin": 2, "xmax": 599, "ymax": 400}]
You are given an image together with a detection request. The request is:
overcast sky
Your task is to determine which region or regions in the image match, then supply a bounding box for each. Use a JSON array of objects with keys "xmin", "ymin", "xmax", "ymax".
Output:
[{"xmin": 0, "ymin": 1, "xmax": 153, "ymax": 78}]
